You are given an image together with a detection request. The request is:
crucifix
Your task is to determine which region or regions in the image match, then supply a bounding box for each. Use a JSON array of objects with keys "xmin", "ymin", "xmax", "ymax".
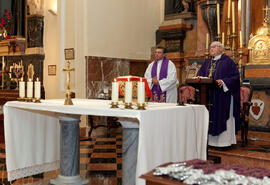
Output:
[
  {"xmin": 263, "ymin": 5, "xmax": 270, "ymax": 23},
  {"xmin": 63, "ymin": 60, "xmax": 75, "ymax": 105}
]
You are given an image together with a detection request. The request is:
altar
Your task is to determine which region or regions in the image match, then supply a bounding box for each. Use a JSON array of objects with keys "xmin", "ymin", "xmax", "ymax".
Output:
[{"xmin": 4, "ymin": 99, "xmax": 209, "ymax": 185}]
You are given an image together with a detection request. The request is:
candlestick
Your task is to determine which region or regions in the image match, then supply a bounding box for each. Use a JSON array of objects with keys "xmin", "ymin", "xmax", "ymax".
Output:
[
  {"xmin": 125, "ymin": 78, "xmax": 132, "ymax": 108},
  {"xmin": 239, "ymin": 31, "xmax": 243, "ymax": 48},
  {"xmin": 222, "ymin": 32, "xmax": 225, "ymax": 46},
  {"xmin": 232, "ymin": 2, "xmax": 235, "ymax": 33},
  {"xmin": 27, "ymin": 79, "xmax": 33, "ymax": 99},
  {"xmin": 19, "ymin": 78, "xmax": 25, "ymax": 98},
  {"xmin": 217, "ymin": 3, "xmax": 220, "ymax": 35},
  {"xmin": 34, "ymin": 78, "xmax": 41, "ymax": 99},
  {"xmin": 228, "ymin": 0, "xmax": 231, "ymax": 19}
]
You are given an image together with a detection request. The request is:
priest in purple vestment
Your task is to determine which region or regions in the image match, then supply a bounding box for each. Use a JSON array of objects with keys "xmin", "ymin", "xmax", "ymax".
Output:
[
  {"xmin": 144, "ymin": 46, "xmax": 178, "ymax": 103},
  {"xmin": 198, "ymin": 41, "xmax": 240, "ymax": 148}
]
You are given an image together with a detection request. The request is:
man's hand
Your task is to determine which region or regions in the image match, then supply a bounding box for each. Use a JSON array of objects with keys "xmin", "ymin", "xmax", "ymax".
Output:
[
  {"xmin": 152, "ymin": 77, "xmax": 159, "ymax": 85},
  {"xmin": 216, "ymin": 79, "xmax": 223, "ymax": 88}
]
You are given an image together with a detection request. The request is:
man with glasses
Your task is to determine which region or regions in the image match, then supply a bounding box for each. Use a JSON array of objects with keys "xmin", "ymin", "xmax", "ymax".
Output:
[
  {"xmin": 144, "ymin": 46, "xmax": 178, "ymax": 103},
  {"xmin": 198, "ymin": 41, "xmax": 241, "ymax": 150}
]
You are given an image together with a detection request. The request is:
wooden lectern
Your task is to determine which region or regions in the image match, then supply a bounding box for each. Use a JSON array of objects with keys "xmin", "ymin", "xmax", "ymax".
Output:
[{"xmin": 185, "ymin": 78, "xmax": 216, "ymax": 108}]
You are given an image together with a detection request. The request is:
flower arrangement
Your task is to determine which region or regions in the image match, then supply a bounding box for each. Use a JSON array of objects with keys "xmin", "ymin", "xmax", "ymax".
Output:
[{"xmin": 0, "ymin": 9, "xmax": 12, "ymax": 39}]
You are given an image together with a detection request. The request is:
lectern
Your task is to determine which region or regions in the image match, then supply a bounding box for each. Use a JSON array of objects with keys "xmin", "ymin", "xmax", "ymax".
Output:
[{"xmin": 185, "ymin": 78, "xmax": 216, "ymax": 108}]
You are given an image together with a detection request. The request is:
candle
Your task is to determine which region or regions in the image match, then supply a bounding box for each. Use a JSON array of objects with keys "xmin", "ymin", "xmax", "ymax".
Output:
[
  {"xmin": 125, "ymin": 78, "xmax": 132, "ymax": 103},
  {"xmin": 217, "ymin": 3, "xmax": 220, "ymax": 35},
  {"xmin": 34, "ymin": 78, "xmax": 41, "ymax": 99},
  {"xmin": 222, "ymin": 32, "xmax": 225, "ymax": 46},
  {"xmin": 27, "ymin": 79, "xmax": 33, "ymax": 98},
  {"xmin": 137, "ymin": 78, "xmax": 145, "ymax": 104},
  {"xmin": 206, "ymin": 33, "xmax": 209, "ymax": 50},
  {"xmin": 239, "ymin": 31, "xmax": 243, "ymax": 48},
  {"xmin": 111, "ymin": 79, "xmax": 119, "ymax": 102},
  {"xmin": 232, "ymin": 1, "xmax": 235, "ymax": 33},
  {"xmin": 227, "ymin": 0, "xmax": 231, "ymax": 19},
  {"xmin": 19, "ymin": 78, "xmax": 25, "ymax": 98}
]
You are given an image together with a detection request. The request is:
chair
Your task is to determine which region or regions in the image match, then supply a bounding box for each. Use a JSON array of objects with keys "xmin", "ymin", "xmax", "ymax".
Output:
[
  {"xmin": 240, "ymin": 85, "xmax": 253, "ymax": 146},
  {"xmin": 178, "ymin": 85, "xmax": 196, "ymax": 104}
]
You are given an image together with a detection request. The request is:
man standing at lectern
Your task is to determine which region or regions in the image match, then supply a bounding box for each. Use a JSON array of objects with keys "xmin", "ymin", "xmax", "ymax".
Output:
[
  {"xmin": 198, "ymin": 41, "xmax": 241, "ymax": 149},
  {"xmin": 144, "ymin": 46, "xmax": 178, "ymax": 103}
]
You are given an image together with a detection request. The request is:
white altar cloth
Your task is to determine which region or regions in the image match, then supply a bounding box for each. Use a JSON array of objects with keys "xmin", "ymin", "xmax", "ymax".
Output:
[{"xmin": 4, "ymin": 99, "xmax": 209, "ymax": 184}]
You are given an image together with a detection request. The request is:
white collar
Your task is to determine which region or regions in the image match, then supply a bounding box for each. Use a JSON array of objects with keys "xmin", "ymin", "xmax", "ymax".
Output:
[{"xmin": 213, "ymin": 54, "xmax": 222, "ymax": 60}]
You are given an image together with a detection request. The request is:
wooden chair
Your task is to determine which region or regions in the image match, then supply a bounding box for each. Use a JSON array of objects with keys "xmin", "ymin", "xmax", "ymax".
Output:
[
  {"xmin": 178, "ymin": 85, "xmax": 196, "ymax": 104},
  {"xmin": 240, "ymin": 84, "xmax": 253, "ymax": 146}
]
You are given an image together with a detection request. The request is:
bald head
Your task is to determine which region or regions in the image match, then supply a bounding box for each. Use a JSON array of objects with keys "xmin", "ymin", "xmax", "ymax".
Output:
[{"xmin": 209, "ymin": 41, "xmax": 223, "ymax": 57}]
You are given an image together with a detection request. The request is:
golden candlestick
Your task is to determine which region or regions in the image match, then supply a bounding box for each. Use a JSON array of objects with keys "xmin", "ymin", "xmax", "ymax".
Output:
[
  {"xmin": 216, "ymin": 35, "xmax": 221, "ymax": 42},
  {"xmin": 110, "ymin": 101, "xmax": 119, "ymax": 108},
  {"xmin": 137, "ymin": 103, "xmax": 146, "ymax": 110},
  {"xmin": 124, "ymin": 102, "xmax": 133, "ymax": 109},
  {"xmin": 225, "ymin": 19, "xmax": 232, "ymax": 50},
  {"xmin": 231, "ymin": 34, "xmax": 238, "ymax": 63},
  {"xmin": 238, "ymin": 47, "xmax": 243, "ymax": 81},
  {"xmin": 63, "ymin": 61, "xmax": 74, "ymax": 105}
]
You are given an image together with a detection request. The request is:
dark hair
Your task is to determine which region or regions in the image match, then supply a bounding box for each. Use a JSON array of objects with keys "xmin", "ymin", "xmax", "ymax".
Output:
[{"xmin": 156, "ymin": 46, "xmax": 167, "ymax": 53}]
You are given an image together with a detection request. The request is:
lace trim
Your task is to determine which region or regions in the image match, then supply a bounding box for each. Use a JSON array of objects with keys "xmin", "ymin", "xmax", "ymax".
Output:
[{"xmin": 8, "ymin": 161, "xmax": 60, "ymax": 181}]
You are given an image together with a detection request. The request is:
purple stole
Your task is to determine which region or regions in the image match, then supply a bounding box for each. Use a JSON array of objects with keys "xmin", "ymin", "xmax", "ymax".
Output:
[{"xmin": 151, "ymin": 57, "xmax": 169, "ymax": 102}]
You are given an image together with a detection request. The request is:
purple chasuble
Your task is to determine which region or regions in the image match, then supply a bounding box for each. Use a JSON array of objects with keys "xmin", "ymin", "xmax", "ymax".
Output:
[
  {"xmin": 151, "ymin": 57, "xmax": 169, "ymax": 102},
  {"xmin": 198, "ymin": 54, "xmax": 241, "ymax": 136}
]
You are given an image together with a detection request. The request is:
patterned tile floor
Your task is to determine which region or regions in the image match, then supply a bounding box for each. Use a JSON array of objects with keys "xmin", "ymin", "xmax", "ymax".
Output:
[{"xmin": 0, "ymin": 130, "xmax": 122, "ymax": 185}]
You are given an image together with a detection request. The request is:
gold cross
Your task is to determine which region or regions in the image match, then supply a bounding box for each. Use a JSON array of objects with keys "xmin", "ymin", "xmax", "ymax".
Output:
[
  {"xmin": 263, "ymin": 5, "xmax": 270, "ymax": 23},
  {"xmin": 62, "ymin": 61, "xmax": 74, "ymax": 90}
]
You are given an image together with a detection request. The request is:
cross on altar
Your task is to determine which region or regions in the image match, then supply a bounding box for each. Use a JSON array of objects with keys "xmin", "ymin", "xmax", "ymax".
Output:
[{"xmin": 63, "ymin": 61, "xmax": 75, "ymax": 105}]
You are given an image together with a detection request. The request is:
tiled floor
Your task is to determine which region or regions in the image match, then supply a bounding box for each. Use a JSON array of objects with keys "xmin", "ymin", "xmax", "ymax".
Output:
[
  {"xmin": 0, "ymin": 127, "xmax": 122, "ymax": 185},
  {"xmin": 1, "ymin": 129, "xmax": 270, "ymax": 185}
]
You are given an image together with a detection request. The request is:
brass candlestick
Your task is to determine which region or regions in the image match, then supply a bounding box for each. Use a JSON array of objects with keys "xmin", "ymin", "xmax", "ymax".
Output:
[
  {"xmin": 137, "ymin": 103, "xmax": 146, "ymax": 110},
  {"xmin": 238, "ymin": 47, "xmax": 243, "ymax": 81},
  {"xmin": 124, "ymin": 102, "xmax": 133, "ymax": 109},
  {"xmin": 205, "ymin": 50, "xmax": 209, "ymax": 59},
  {"xmin": 33, "ymin": 98, "xmax": 41, "ymax": 103},
  {"xmin": 216, "ymin": 35, "xmax": 221, "ymax": 42},
  {"xmin": 231, "ymin": 34, "xmax": 238, "ymax": 63},
  {"xmin": 225, "ymin": 19, "xmax": 232, "ymax": 50},
  {"xmin": 63, "ymin": 61, "xmax": 74, "ymax": 105},
  {"xmin": 111, "ymin": 101, "xmax": 119, "ymax": 108}
]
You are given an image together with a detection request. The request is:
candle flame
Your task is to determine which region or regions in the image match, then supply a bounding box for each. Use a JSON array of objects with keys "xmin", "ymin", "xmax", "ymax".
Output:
[
  {"xmin": 114, "ymin": 78, "xmax": 116, "ymax": 82},
  {"xmin": 128, "ymin": 78, "xmax": 130, "ymax": 82},
  {"xmin": 36, "ymin": 77, "xmax": 39, "ymax": 81},
  {"xmin": 20, "ymin": 77, "xmax": 23, "ymax": 81},
  {"xmin": 29, "ymin": 79, "xmax": 32, "ymax": 82},
  {"xmin": 140, "ymin": 78, "xmax": 142, "ymax": 82}
]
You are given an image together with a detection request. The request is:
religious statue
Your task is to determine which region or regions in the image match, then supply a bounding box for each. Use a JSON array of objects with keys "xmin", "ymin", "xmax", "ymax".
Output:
[
  {"xmin": 28, "ymin": 0, "xmax": 44, "ymax": 15},
  {"xmin": 165, "ymin": 0, "xmax": 195, "ymax": 15}
]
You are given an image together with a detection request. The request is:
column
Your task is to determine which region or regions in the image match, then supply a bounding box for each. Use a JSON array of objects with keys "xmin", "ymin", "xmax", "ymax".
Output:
[{"xmin": 50, "ymin": 116, "xmax": 88, "ymax": 185}]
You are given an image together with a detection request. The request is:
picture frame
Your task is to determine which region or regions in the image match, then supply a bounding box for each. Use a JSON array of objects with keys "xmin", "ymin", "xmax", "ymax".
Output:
[
  {"xmin": 9, "ymin": 65, "xmax": 24, "ymax": 81},
  {"xmin": 64, "ymin": 48, "xmax": 75, "ymax": 60},
  {"xmin": 48, "ymin": 65, "xmax": 56, "ymax": 76},
  {"xmin": 185, "ymin": 62, "xmax": 200, "ymax": 79}
]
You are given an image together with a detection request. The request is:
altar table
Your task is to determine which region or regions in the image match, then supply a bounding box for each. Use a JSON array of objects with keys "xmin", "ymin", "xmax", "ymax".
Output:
[{"xmin": 4, "ymin": 99, "xmax": 209, "ymax": 185}]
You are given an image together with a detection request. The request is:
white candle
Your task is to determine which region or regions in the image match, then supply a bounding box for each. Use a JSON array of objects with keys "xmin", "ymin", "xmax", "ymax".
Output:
[
  {"xmin": 34, "ymin": 78, "xmax": 41, "ymax": 99},
  {"xmin": 239, "ymin": 30, "xmax": 243, "ymax": 48},
  {"xmin": 222, "ymin": 32, "xmax": 225, "ymax": 46},
  {"xmin": 217, "ymin": 3, "xmax": 220, "ymax": 35},
  {"xmin": 137, "ymin": 78, "xmax": 145, "ymax": 104},
  {"xmin": 206, "ymin": 33, "xmax": 209, "ymax": 50},
  {"xmin": 232, "ymin": 1, "xmax": 235, "ymax": 33},
  {"xmin": 27, "ymin": 79, "xmax": 33, "ymax": 98},
  {"xmin": 125, "ymin": 78, "xmax": 132, "ymax": 103},
  {"xmin": 111, "ymin": 79, "xmax": 119, "ymax": 102},
  {"xmin": 228, "ymin": 0, "xmax": 231, "ymax": 19},
  {"xmin": 19, "ymin": 78, "xmax": 25, "ymax": 98}
]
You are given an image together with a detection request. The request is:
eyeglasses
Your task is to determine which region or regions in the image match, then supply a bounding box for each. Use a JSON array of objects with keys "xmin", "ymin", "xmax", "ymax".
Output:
[{"xmin": 210, "ymin": 45, "xmax": 220, "ymax": 49}]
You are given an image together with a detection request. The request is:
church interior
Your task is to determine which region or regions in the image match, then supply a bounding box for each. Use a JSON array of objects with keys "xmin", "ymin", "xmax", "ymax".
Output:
[{"xmin": 0, "ymin": 0, "xmax": 270, "ymax": 184}]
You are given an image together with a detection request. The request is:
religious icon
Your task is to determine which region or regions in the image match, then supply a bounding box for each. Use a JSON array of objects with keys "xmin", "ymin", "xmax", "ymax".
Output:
[
  {"xmin": 27, "ymin": 64, "xmax": 35, "ymax": 80},
  {"xmin": 64, "ymin": 48, "xmax": 75, "ymax": 60}
]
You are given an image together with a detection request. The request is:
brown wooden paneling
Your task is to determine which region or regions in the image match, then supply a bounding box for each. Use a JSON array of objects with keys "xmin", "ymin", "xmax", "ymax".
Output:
[{"xmin": 245, "ymin": 68, "xmax": 270, "ymax": 77}]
